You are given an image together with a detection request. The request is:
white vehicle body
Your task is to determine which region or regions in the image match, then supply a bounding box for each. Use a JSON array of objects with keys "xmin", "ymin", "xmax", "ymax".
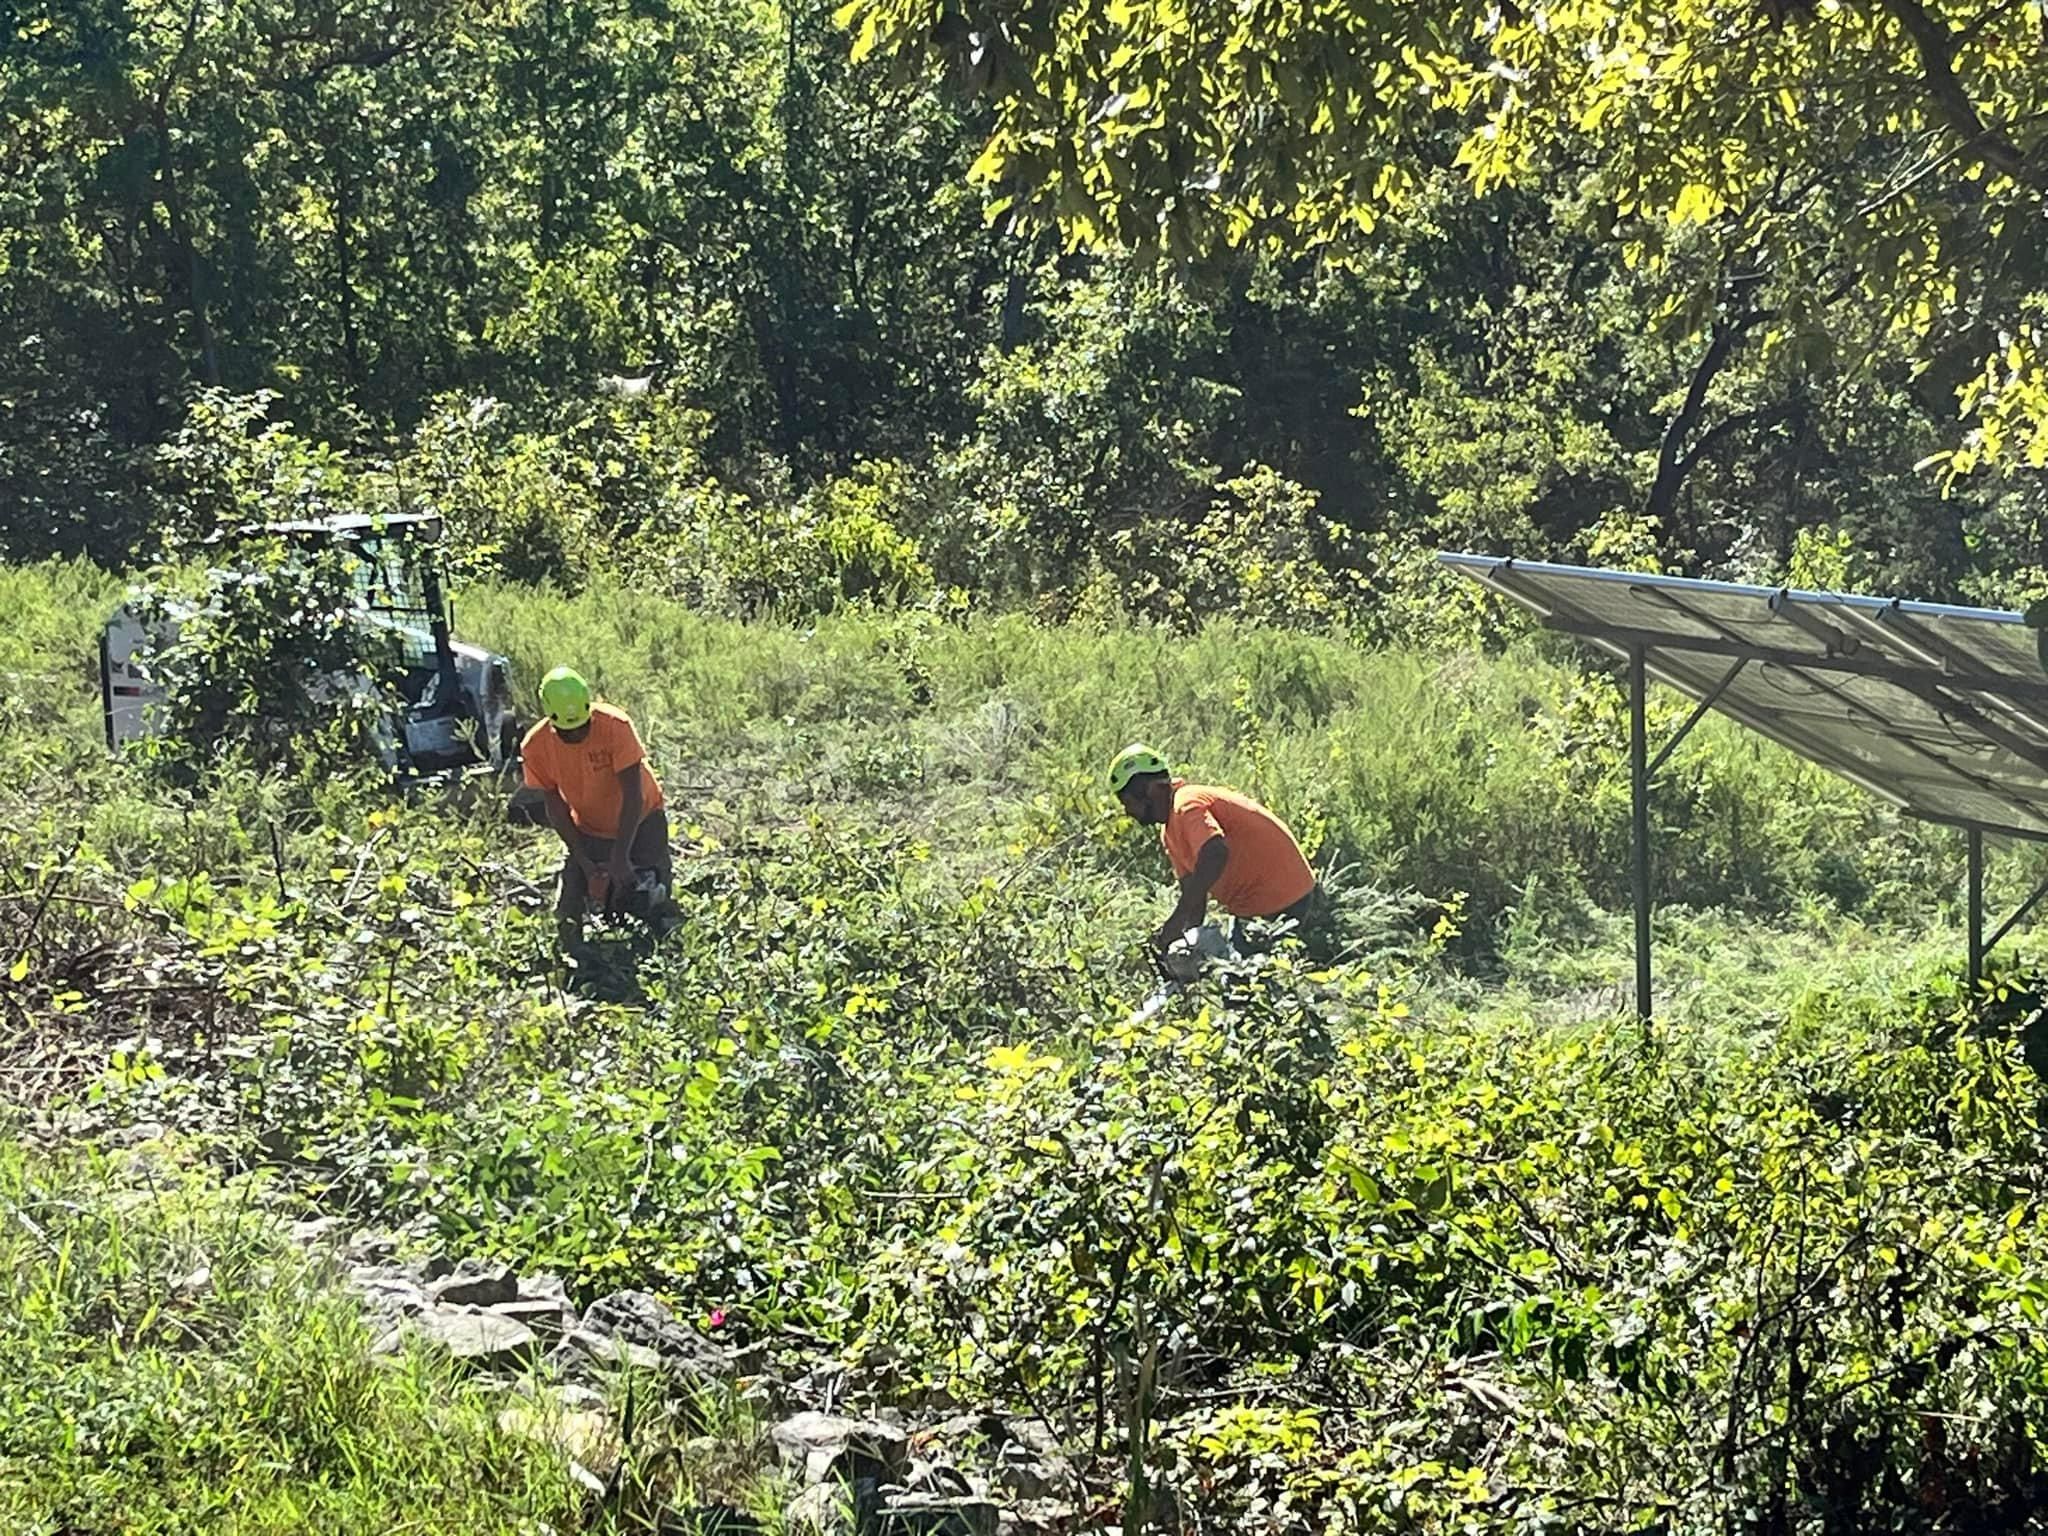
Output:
[{"xmin": 100, "ymin": 601, "xmax": 177, "ymax": 752}]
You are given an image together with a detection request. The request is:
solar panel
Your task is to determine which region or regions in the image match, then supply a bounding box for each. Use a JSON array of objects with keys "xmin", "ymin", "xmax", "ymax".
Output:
[{"xmin": 1438, "ymin": 554, "xmax": 2048, "ymax": 841}]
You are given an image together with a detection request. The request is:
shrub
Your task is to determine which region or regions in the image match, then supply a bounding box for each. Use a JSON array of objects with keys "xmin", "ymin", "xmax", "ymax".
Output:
[
  {"xmin": 1103, "ymin": 463, "xmax": 1366, "ymax": 631},
  {"xmin": 148, "ymin": 390, "xmax": 362, "ymax": 549},
  {"xmin": 129, "ymin": 533, "xmax": 400, "ymax": 777},
  {"xmin": 623, "ymin": 459, "xmax": 933, "ymax": 617}
]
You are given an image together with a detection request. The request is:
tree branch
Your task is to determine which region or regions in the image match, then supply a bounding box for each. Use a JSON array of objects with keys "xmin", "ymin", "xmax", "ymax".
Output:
[
  {"xmin": 264, "ymin": 36, "xmax": 421, "ymax": 92},
  {"xmin": 1645, "ymin": 277, "xmax": 1770, "ymax": 528},
  {"xmin": 1879, "ymin": 0, "xmax": 2041, "ymax": 186},
  {"xmin": 1675, "ymin": 399, "xmax": 1803, "ymax": 478}
]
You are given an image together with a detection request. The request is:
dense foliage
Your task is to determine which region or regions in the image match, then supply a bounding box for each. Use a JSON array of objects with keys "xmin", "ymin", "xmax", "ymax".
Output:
[
  {"xmin": 7, "ymin": 0, "xmax": 2048, "ymax": 612},
  {"xmin": 12, "ymin": 2, "xmax": 2048, "ymax": 1527},
  {"xmin": 848, "ymin": 0, "xmax": 2048, "ymax": 481}
]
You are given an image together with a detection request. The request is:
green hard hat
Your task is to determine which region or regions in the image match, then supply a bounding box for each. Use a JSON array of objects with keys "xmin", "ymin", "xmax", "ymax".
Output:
[
  {"xmin": 1108, "ymin": 742, "xmax": 1171, "ymax": 795},
  {"xmin": 539, "ymin": 666, "xmax": 593, "ymax": 730}
]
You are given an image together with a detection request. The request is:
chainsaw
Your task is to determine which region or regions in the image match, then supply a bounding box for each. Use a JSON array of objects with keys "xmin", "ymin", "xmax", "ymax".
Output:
[
  {"xmin": 1124, "ymin": 923, "xmax": 1230, "ymax": 1028},
  {"xmin": 587, "ymin": 866, "xmax": 677, "ymax": 932}
]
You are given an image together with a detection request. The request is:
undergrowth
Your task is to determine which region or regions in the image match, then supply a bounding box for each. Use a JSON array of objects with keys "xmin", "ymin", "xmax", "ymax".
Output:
[
  {"xmin": 9, "ymin": 559, "xmax": 2048, "ymax": 1532},
  {"xmin": 0, "ymin": 1137, "xmax": 583, "ymax": 1535}
]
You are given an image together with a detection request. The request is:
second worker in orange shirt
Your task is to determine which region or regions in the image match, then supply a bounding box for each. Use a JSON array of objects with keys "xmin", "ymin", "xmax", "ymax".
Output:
[{"xmin": 1109, "ymin": 743, "xmax": 1325, "ymax": 959}]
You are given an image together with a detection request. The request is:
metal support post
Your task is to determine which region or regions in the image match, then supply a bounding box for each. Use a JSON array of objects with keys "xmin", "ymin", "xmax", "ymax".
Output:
[
  {"xmin": 1984, "ymin": 874, "xmax": 2048, "ymax": 963},
  {"xmin": 1630, "ymin": 645, "xmax": 1652, "ymax": 1024},
  {"xmin": 1647, "ymin": 659, "xmax": 1748, "ymax": 777},
  {"xmin": 1968, "ymin": 825, "xmax": 1984, "ymax": 989}
]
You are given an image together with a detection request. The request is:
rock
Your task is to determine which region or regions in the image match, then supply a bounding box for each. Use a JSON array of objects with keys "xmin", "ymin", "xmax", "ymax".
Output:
[
  {"xmin": 583, "ymin": 1291, "xmax": 724, "ymax": 1360},
  {"xmin": 996, "ymin": 1500, "xmax": 1078, "ymax": 1536},
  {"xmin": 289, "ymin": 1216, "xmax": 348, "ymax": 1249},
  {"xmin": 582, "ymin": 1292, "xmax": 682, "ymax": 1348},
  {"xmin": 772, "ymin": 1411, "xmax": 910, "ymax": 1487},
  {"xmin": 993, "ymin": 1418, "xmax": 1071, "ymax": 1501},
  {"xmin": 346, "ymin": 1230, "xmax": 400, "ymax": 1265},
  {"xmin": 993, "ymin": 1450, "xmax": 1066, "ymax": 1501},
  {"xmin": 429, "ymin": 1259, "xmax": 517, "ymax": 1306},
  {"xmin": 878, "ymin": 1493, "xmax": 999, "ymax": 1536},
  {"xmin": 999, "ymin": 1418, "xmax": 1062, "ymax": 1460},
  {"xmin": 787, "ymin": 1361, "xmax": 853, "ymax": 1410},
  {"xmin": 665, "ymin": 1432, "xmax": 720, "ymax": 1471},
  {"xmin": 497, "ymin": 1398, "xmax": 623, "ymax": 1488},
  {"xmin": 519, "ymin": 1272, "xmax": 570, "ymax": 1304},
  {"xmin": 349, "ymin": 1266, "xmax": 431, "ymax": 1318},
  {"xmin": 786, "ymin": 1484, "xmax": 854, "ymax": 1535},
  {"xmin": 400, "ymin": 1306, "xmax": 539, "ymax": 1368},
  {"xmin": 577, "ymin": 1290, "xmax": 735, "ymax": 1393},
  {"xmin": 348, "ymin": 1263, "xmax": 414, "ymax": 1288},
  {"xmin": 491, "ymin": 1298, "xmax": 575, "ymax": 1338},
  {"xmin": 553, "ymin": 1383, "xmax": 610, "ymax": 1413},
  {"xmin": 173, "ymin": 1265, "xmax": 212, "ymax": 1297},
  {"xmin": 546, "ymin": 1326, "xmax": 664, "ymax": 1381},
  {"xmin": 900, "ymin": 1462, "xmax": 977, "ymax": 1499}
]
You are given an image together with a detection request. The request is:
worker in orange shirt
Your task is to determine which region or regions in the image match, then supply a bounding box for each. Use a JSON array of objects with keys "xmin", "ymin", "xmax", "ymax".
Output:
[
  {"xmin": 522, "ymin": 666, "xmax": 677, "ymax": 953},
  {"xmin": 1109, "ymin": 743, "xmax": 1325, "ymax": 959}
]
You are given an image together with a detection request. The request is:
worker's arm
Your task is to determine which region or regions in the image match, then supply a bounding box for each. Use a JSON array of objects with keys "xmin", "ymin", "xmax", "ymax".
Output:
[
  {"xmin": 607, "ymin": 766, "xmax": 644, "ymax": 887},
  {"xmin": 1155, "ymin": 834, "xmax": 1228, "ymax": 952},
  {"xmin": 543, "ymin": 790, "xmax": 599, "ymax": 877}
]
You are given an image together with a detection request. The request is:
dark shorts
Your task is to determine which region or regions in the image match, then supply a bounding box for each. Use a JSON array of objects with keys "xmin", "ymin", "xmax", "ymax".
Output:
[
  {"xmin": 558, "ymin": 807, "xmax": 674, "ymax": 920},
  {"xmin": 1231, "ymin": 885, "xmax": 1330, "ymax": 959}
]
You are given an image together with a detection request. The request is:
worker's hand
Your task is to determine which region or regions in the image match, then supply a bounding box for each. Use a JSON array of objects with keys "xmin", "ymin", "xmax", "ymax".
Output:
[{"xmin": 606, "ymin": 850, "xmax": 633, "ymax": 902}]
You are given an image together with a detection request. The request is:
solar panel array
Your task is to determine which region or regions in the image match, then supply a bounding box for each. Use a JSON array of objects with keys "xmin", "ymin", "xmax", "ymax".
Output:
[{"xmin": 1438, "ymin": 554, "xmax": 2048, "ymax": 840}]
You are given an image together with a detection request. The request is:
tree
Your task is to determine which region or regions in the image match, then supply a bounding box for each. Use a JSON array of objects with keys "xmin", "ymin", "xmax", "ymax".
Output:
[{"xmin": 839, "ymin": 0, "xmax": 2048, "ymax": 468}]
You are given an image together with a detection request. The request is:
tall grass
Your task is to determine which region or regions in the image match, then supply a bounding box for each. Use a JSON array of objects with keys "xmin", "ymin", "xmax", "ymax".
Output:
[
  {"xmin": 459, "ymin": 578, "xmax": 1973, "ymax": 946},
  {"xmin": 0, "ymin": 1137, "xmax": 581, "ymax": 1535},
  {"xmin": 0, "ymin": 556, "xmax": 2014, "ymax": 955}
]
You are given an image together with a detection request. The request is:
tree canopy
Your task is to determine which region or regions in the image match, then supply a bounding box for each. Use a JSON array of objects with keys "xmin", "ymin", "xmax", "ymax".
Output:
[
  {"xmin": 4, "ymin": 0, "xmax": 2047, "ymax": 615},
  {"xmin": 842, "ymin": 0, "xmax": 2048, "ymax": 469}
]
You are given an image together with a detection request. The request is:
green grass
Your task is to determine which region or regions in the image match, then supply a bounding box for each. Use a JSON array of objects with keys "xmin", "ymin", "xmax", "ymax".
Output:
[
  {"xmin": 10, "ymin": 558, "xmax": 2009, "ymax": 947},
  {"xmin": 460, "ymin": 576, "xmax": 2024, "ymax": 945},
  {"xmin": 0, "ymin": 1136, "xmax": 584, "ymax": 1535}
]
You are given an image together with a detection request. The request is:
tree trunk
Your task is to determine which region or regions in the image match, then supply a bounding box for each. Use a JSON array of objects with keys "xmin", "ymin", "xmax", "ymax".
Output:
[
  {"xmin": 152, "ymin": 99, "xmax": 220, "ymax": 386},
  {"xmin": 334, "ymin": 148, "xmax": 362, "ymax": 394}
]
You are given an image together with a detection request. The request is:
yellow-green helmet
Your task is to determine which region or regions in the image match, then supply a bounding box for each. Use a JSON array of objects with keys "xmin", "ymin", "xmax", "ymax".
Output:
[
  {"xmin": 1108, "ymin": 742, "xmax": 1171, "ymax": 795},
  {"xmin": 539, "ymin": 666, "xmax": 593, "ymax": 730}
]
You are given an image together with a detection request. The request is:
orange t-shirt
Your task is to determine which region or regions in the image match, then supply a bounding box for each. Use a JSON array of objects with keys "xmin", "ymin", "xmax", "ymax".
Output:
[
  {"xmin": 1161, "ymin": 781, "xmax": 1315, "ymax": 918},
  {"xmin": 522, "ymin": 703, "xmax": 664, "ymax": 839}
]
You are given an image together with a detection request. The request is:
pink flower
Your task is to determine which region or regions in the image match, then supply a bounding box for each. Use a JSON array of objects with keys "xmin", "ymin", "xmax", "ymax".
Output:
[{"xmin": 707, "ymin": 1308, "xmax": 727, "ymax": 1329}]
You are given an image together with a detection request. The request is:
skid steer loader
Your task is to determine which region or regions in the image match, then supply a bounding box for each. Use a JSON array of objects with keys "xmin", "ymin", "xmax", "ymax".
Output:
[{"xmin": 100, "ymin": 513, "xmax": 522, "ymax": 776}]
